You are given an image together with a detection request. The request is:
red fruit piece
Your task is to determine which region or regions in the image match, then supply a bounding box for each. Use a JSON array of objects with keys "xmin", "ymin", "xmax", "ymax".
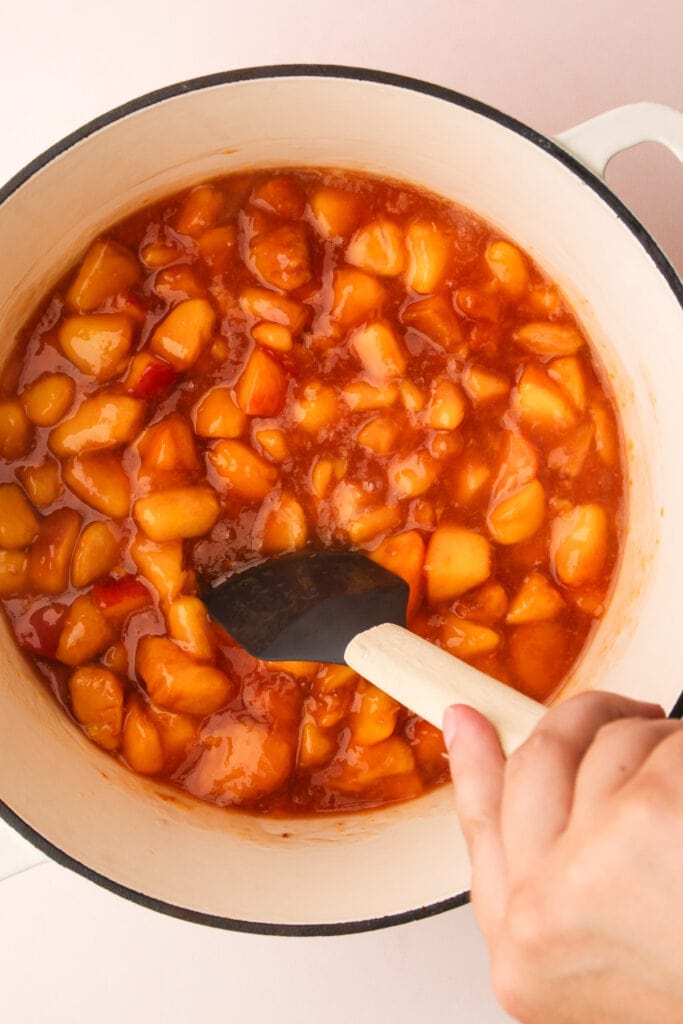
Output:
[
  {"xmin": 128, "ymin": 357, "xmax": 178, "ymax": 399},
  {"xmin": 235, "ymin": 348, "xmax": 288, "ymax": 416},
  {"xmin": 92, "ymin": 575, "xmax": 153, "ymax": 620},
  {"xmin": 15, "ymin": 603, "xmax": 68, "ymax": 658}
]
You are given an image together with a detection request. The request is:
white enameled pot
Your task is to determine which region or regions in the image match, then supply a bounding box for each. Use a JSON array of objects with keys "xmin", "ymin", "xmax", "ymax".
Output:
[{"xmin": 0, "ymin": 67, "xmax": 682, "ymax": 933}]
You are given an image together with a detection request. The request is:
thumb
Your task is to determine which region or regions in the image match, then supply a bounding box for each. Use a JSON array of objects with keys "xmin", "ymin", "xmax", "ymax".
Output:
[{"xmin": 443, "ymin": 704, "xmax": 508, "ymax": 940}]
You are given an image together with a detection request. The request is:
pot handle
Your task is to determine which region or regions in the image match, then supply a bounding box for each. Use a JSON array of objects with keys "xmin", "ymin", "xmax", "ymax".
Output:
[
  {"xmin": 0, "ymin": 816, "xmax": 47, "ymax": 883},
  {"xmin": 554, "ymin": 101, "xmax": 683, "ymax": 178}
]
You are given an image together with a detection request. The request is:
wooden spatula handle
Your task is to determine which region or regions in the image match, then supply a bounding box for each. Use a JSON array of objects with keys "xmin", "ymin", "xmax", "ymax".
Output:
[{"xmin": 345, "ymin": 623, "xmax": 546, "ymax": 756}]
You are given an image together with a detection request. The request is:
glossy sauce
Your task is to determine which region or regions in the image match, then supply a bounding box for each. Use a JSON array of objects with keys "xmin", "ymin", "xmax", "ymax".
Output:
[{"xmin": 0, "ymin": 169, "xmax": 625, "ymax": 813}]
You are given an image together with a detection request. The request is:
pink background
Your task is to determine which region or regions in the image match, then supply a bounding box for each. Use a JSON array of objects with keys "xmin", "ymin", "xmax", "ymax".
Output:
[{"xmin": 0, "ymin": 2, "xmax": 681, "ymax": 1022}]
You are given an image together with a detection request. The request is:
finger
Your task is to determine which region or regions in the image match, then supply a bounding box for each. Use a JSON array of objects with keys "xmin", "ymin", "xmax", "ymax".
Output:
[
  {"xmin": 570, "ymin": 718, "xmax": 683, "ymax": 828},
  {"xmin": 445, "ymin": 704, "xmax": 508, "ymax": 941},
  {"xmin": 500, "ymin": 691, "xmax": 665, "ymax": 878},
  {"xmin": 632, "ymin": 723, "xmax": 683, "ymax": 797}
]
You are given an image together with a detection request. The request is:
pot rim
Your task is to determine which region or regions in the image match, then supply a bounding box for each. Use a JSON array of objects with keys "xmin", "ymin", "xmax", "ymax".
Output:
[{"xmin": 1, "ymin": 63, "xmax": 681, "ymax": 937}]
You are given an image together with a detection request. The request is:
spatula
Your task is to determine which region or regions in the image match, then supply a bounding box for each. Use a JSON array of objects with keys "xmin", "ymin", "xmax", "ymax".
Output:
[{"xmin": 203, "ymin": 550, "xmax": 545, "ymax": 755}]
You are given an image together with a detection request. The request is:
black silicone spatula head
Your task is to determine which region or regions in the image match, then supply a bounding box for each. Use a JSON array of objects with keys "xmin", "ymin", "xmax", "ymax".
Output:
[{"xmin": 202, "ymin": 550, "xmax": 409, "ymax": 664}]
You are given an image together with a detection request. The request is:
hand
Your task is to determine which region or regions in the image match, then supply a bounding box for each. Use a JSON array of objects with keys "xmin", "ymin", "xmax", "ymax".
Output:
[{"xmin": 444, "ymin": 692, "xmax": 683, "ymax": 1024}]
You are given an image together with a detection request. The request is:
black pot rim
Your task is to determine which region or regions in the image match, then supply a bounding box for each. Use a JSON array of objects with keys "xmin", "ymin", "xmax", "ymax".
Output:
[{"xmin": 1, "ymin": 63, "xmax": 681, "ymax": 937}]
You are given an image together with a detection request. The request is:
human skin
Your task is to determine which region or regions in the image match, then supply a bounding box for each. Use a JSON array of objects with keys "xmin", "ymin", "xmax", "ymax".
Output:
[{"xmin": 443, "ymin": 692, "xmax": 683, "ymax": 1024}]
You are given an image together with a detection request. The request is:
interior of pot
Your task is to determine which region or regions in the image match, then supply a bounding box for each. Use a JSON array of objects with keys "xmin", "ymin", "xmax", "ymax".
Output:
[{"xmin": 0, "ymin": 71, "xmax": 681, "ymax": 929}]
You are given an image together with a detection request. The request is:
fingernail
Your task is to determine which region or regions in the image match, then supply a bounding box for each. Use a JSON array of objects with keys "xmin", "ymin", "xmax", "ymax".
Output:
[{"xmin": 442, "ymin": 706, "xmax": 458, "ymax": 750}]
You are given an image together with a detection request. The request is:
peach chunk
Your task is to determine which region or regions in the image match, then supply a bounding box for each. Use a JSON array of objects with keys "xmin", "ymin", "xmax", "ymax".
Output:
[
  {"xmin": 506, "ymin": 572, "xmax": 565, "ymax": 624},
  {"xmin": 103, "ymin": 640, "xmax": 136, "ymax": 674},
  {"xmin": 122, "ymin": 695, "xmax": 164, "ymax": 774},
  {"xmin": 388, "ymin": 452, "xmax": 439, "ymax": 500},
  {"xmin": 137, "ymin": 636, "xmax": 233, "ymax": 716},
  {"xmin": 315, "ymin": 663, "xmax": 359, "ymax": 694},
  {"xmin": 310, "ymin": 186, "xmax": 361, "ymax": 238},
  {"xmin": 551, "ymin": 504, "xmax": 608, "ymax": 586},
  {"xmin": 260, "ymin": 492, "xmax": 307, "ymax": 554},
  {"xmin": 137, "ymin": 416, "xmax": 200, "ymax": 480},
  {"xmin": 485, "ymin": 240, "xmax": 529, "ymax": 299},
  {"xmin": 239, "ymin": 287, "xmax": 308, "ymax": 334},
  {"xmin": 149, "ymin": 708, "xmax": 198, "ymax": 770},
  {"xmin": 149, "ymin": 298, "xmax": 216, "ymax": 370},
  {"xmin": 332, "ymin": 482, "xmax": 400, "ymax": 544},
  {"xmin": 66, "ymin": 239, "xmax": 140, "ymax": 313},
  {"xmin": 28, "ymin": 508, "xmax": 81, "ymax": 594},
  {"xmin": 0, "ymin": 484, "xmax": 40, "ymax": 548},
  {"xmin": 0, "ymin": 400, "xmax": 32, "ymax": 458},
  {"xmin": 250, "ymin": 224, "xmax": 311, "ymax": 291},
  {"xmin": 357, "ymin": 415, "xmax": 399, "ymax": 454},
  {"xmin": 350, "ymin": 503, "xmax": 403, "ymax": 544},
  {"xmin": 548, "ymin": 422, "xmax": 595, "ymax": 479},
  {"xmin": 153, "ymin": 266, "xmax": 206, "ymax": 301},
  {"xmin": 425, "ymin": 524, "xmax": 491, "ymax": 604},
  {"xmin": 548, "ymin": 356, "xmax": 587, "ymax": 412},
  {"xmin": 167, "ymin": 596, "xmax": 215, "ymax": 660},
  {"xmin": 405, "ymin": 221, "xmax": 449, "ymax": 294},
  {"xmin": 350, "ymin": 681, "xmax": 401, "ymax": 745},
  {"xmin": 71, "ymin": 521, "xmax": 121, "ymax": 588},
  {"xmin": 346, "ymin": 219, "xmax": 404, "ymax": 276},
  {"xmin": 235, "ymin": 348, "xmax": 287, "ymax": 416},
  {"xmin": 509, "ymin": 621, "xmax": 568, "ymax": 701},
  {"xmin": 209, "ymin": 440, "xmax": 279, "ymax": 501},
  {"xmin": 188, "ymin": 716, "xmax": 293, "ymax": 804},
  {"xmin": 426, "ymin": 379, "xmax": 466, "ymax": 430},
  {"xmin": 0, "ymin": 550, "xmax": 28, "ymax": 596},
  {"xmin": 487, "ymin": 479, "xmax": 546, "ymax": 545},
  {"xmin": 400, "ymin": 380, "xmax": 426, "ymax": 412},
  {"xmin": 193, "ymin": 386, "xmax": 247, "ymax": 439},
  {"xmin": 49, "ymin": 393, "xmax": 144, "ymax": 457},
  {"xmin": 455, "ymin": 285, "xmax": 501, "ymax": 322},
  {"xmin": 370, "ymin": 530, "xmax": 425, "ymax": 619},
  {"xmin": 342, "ymin": 381, "xmax": 399, "ymax": 412},
  {"xmin": 251, "ymin": 321, "xmax": 293, "ymax": 353},
  {"xmin": 491, "ymin": 431, "xmax": 538, "ymax": 504},
  {"xmin": 298, "ymin": 719, "xmax": 335, "ymax": 769},
  {"xmin": 59, "ymin": 314, "xmax": 134, "ymax": 381},
  {"xmin": 92, "ymin": 575, "xmax": 152, "ymax": 620},
  {"xmin": 332, "ymin": 737, "xmax": 415, "ymax": 791},
  {"xmin": 311, "ymin": 456, "xmax": 346, "ymax": 499},
  {"xmin": 456, "ymin": 582, "xmax": 508, "ymax": 624},
  {"xmin": 134, "ymin": 486, "xmax": 220, "ymax": 542},
  {"xmin": 197, "ymin": 225, "xmax": 237, "ymax": 274},
  {"xmin": 330, "ymin": 268, "xmax": 386, "ymax": 327},
  {"xmin": 440, "ymin": 615, "xmax": 500, "ymax": 660},
  {"xmin": 513, "ymin": 364, "xmax": 577, "ymax": 435},
  {"xmin": 174, "ymin": 184, "xmax": 223, "ymax": 237},
  {"xmin": 17, "ymin": 459, "xmax": 62, "ymax": 507},
  {"xmin": 351, "ymin": 321, "xmax": 407, "ymax": 381},
  {"xmin": 590, "ymin": 402, "xmax": 619, "ymax": 467},
  {"xmin": 252, "ymin": 175, "xmax": 306, "ymax": 219},
  {"xmin": 452, "ymin": 453, "xmax": 491, "ymax": 505},
  {"xmin": 140, "ymin": 241, "xmax": 184, "ymax": 269},
  {"xmin": 69, "ymin": 665, "xmax": 124, "ymax": 751},
  {"xmin": 56, "ymin": 595, "xmax": 114, "ymax": 666},
  {"xmin": 130, "ymin": 534, "xmax": 186, "ymax": 604},
  {"xmin": 63, "ymin": 452, "xmax": 131, "ymax": 518},
  {"xmin": 22, "ymin": 373, "xmax": 75, "ymax": 426},
  {"xmin": 513, "ymin": 321, "xmax": 584, "ymax": 357},
  {"xmin": 254, "ymin": 428, "xmax": 289, "ymax": 462},
  {"xmin": 292, "ymin": 381, "xmax": 338, "ymax": 432},
  {"xmin": 124, "ymin": 353, "xmax": 178, "ymax": 399},
  {"xmin": 462, "ymin": 365, "xmax": 509, "ymax": 404},
  {"xmin": 401, "ymin": 295, "xmax": 464, "ymax": 352}
]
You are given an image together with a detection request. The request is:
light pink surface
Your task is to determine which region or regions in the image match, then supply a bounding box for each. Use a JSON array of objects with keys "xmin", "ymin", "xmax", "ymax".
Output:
[{"xmin": 0, "ymin": 2, "xmax": 680, "ymax": 1022}]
